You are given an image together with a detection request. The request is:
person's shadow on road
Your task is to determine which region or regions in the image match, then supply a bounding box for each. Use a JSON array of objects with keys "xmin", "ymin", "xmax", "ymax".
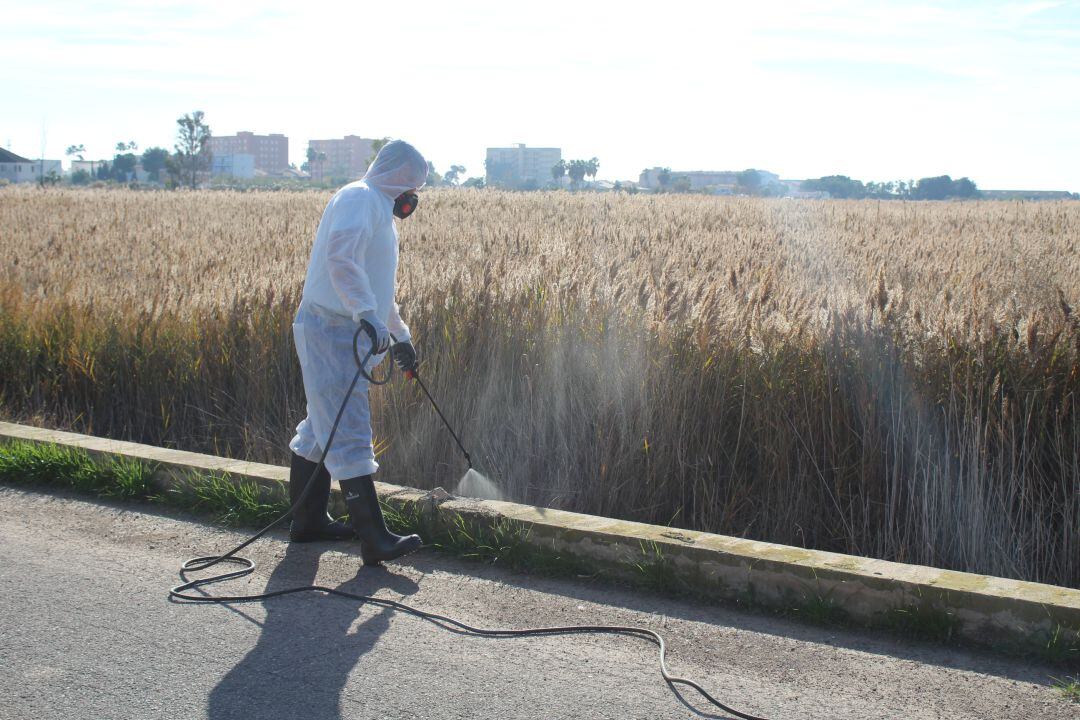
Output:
[{"xmin": 207, "ymin": 543, "xmax": 419, "ymax": 720}]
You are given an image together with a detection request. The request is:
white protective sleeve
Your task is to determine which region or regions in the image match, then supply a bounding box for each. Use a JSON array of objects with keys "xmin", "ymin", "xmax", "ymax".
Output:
[
  {"xmin": 326, "ymin": 227, "xmax": 377, "ymax": 322},
  {"xmin": 387, "ymin": 301, "xmax": 411, "ymax": 342}
]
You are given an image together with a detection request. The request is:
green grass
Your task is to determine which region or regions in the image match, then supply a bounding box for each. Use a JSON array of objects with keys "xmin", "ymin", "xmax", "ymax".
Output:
[
  {"xmin": 381, "ymin": 500, "xmax": 597, "ymax": 578},
  {"xmin": 1051, "ymin": 676, "xmax": 1080, "ymax": 703},
  {"xmin": 1038, "ymin": 624, "xmax": 1080, "ymax": 666},
  {"xmin": 167, "ymin": 472, "xmax": 288, "ymax": 527},
  {"xmin": 0, "ymin": 440, "xmax": 291, "ymax": 527},
  {"xmin": 0, "ymin": 440, "xmax": 155, "ymax": 500},
  {"xmin": 787, "ymin": 593, "xmax": 851, "ymax": 627}
]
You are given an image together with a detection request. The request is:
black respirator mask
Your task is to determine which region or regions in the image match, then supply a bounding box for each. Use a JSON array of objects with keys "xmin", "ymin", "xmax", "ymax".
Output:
[{"xmin": 393, "ymin": 192, "xmax": 419, "ymax": 219}]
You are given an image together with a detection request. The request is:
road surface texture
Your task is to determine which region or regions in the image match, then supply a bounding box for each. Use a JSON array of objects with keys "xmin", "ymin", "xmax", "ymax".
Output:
[{"xmin": 0, "ymin": 486, "xmax": 1073, "ymax": 720}]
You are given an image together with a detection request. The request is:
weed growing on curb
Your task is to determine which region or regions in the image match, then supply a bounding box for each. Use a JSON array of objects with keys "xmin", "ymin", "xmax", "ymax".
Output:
[
  {"xmin": 788, "ymin": 594, "xmax": 851, "ymax": 627},
  {"xmin": 380, "ymin": 501, "xmax": 595, "ymax": 578},
  {"xmin": 167, "ymin": 472, "xmax": 288, "ymax": 527},
  {"xmin": 876, "ymin": 603, "xmax": 961, "ymax": 643},
  {"xmin": 634, "ymin": 540, "xmax": 677, "ymax": 592},
  {"xmin": 1040, "ymin": 624, "xmax": 1080, "ymax": 666},
  {"xmin": 1051, "ymin": 676, "xmax": 1080, "ymax": 703}
]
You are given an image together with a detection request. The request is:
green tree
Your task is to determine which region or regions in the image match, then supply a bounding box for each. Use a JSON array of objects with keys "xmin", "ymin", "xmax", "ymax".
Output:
[
  {"xmin": 175, "ymin": 111, "xmax": 212, "ymax": 189},
  {"xmin": 551, "ymin": 159, "xmax": 566, "ymax": 182},
  {"xmin": 951, "ymin": 176, "xmax": 980, "ymax": 199},
  {"xmin": 736, "ymin": 169, "xmax": 762, "ymax": 195},
  {"xmin": 109, "ymin": 141, "xmax": 140, "ymax": 182},
  {"xmin": 141, "ymin": 147, "xmax": 169, "ymax": 181},
  {"xmin": 801, "ymin": 175, "xmax": 867, "ymax": 199},
  {"xmin": 444, "ymin": 164, "xmax": 466, "ymax": 186},
  {"xmin": 111, "ymin": 152, "xmax": 138, "ymax": 181},
  {"xmin": 912, "ymin": 175, "xmax": 954, "ymax": 200},
  {"xmin": 657, "ymin": 167, "xmax": 671, "ymax": 190},
  {"xmin": 70, "ymin": 169, "xmax": 91, "ymax": 186},
  {"xmin": 306, "ymin": 147, "xmax": 328, "ymax": 182},
  {"xmin": 567, "ymin": 159, "xmax": 589, "ymax": 185},
  {"xmin": 585, "ymin": 157, "xmax": 600, "ymax": 181},
  {"xmin": 671, "ymin": 175, "xmax": 692, "ymax": 193},
  {"xmin": 462, "ymin": 176, "xmax": 486, "ymax": 189}
]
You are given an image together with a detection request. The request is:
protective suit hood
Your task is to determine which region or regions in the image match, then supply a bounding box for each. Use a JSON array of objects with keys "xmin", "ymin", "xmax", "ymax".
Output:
[{"xmin": 363, "ymin": 140, "xmax": 428, "ymax": 200}]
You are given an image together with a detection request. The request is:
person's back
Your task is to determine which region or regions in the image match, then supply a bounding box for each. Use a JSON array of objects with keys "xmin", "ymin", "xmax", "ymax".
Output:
[{"xmin": 300, "ymin": 180, "xmax": 400, "ymax": 332}]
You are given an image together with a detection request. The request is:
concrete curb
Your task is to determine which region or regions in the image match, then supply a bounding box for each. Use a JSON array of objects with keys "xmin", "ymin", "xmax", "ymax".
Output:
[{"xmin": 2, "ymin": 420, "xmax": 1078, "ymax": 656}]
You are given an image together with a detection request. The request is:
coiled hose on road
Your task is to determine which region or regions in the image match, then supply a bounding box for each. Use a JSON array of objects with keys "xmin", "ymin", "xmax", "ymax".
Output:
[{"xmin": 170, "ymin": 324, "xmax": 771, "ymax": 720}]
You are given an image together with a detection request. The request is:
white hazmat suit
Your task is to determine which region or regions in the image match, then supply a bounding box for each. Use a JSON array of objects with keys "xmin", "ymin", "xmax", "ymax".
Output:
[{"xmin": 289, "ymin": 140, "xmax": 428, "ymax": 480}]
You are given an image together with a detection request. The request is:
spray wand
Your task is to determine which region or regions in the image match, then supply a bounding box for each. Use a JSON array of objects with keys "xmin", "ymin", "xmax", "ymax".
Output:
[
  {"xmin": 170, "ymin": 327, "xmax": 769, "ymax": 720},
  {"xmin": 404, "ymin": 368, "xmax": 472, "ymax": 469}
]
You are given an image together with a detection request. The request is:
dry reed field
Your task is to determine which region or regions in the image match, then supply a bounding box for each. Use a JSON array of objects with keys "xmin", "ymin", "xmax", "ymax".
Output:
[{"xmin": 2, "ymin": 187, "xmax": 1078, "ymax": 587}]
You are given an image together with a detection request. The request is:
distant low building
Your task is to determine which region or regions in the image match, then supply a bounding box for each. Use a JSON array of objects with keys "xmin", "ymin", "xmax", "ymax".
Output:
[
  {"xmin": 208, "ymin": 131, "xmax": 288, "ymax": 175},
  {"xmin": 639, "ymin": 168, "xmax": 737, "ymax": 191},
  {"xmin": 0, "ymin": 148, "xmax": 61, "ymax": 183},
  {"xmin": 981, "ymin": 189, "xmax": 1079, "ymax": 201},
  {"xmin": 639, "ymin": 167, "xmax": 779, "ymax": 193},
  {"xmin": 211, "ymin": 153, "xmax": 256, "ymax": 179},
  {"xmin": 485, "ymin": 144, "xmax": 561, "ymax": 188},
  {"xmin": 308, "ymin": 135, "xmax": 378, "ymax": 180},
  {"xmin": 69, "ymin": 159, "xmax": 110, "ymax": 177}
]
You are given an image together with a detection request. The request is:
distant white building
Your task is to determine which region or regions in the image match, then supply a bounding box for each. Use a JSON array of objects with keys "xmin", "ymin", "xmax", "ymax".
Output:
[
  {"xmin": 211, "ymin": 153, "xmax": 256, "ymax": 179},
  {"xmin": 639, "ymin": 167, "xmax": 781, "ymax": 193},
  {"xmin": 69, "ymin": 159, "xmax": 110, "ymax": 178},
  {"xmin": 485, "ymin": 144, "xmax": 561, "ymax": 188},
  {"xmin": 0, "ymin": 148, "xmax": 61, "ymax": 183}
]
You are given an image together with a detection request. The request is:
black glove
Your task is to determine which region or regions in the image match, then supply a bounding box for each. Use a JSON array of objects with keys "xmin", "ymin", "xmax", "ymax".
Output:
[{"xmin": 391, "ymin": 340, "xmax": 419, "ymax": 374}]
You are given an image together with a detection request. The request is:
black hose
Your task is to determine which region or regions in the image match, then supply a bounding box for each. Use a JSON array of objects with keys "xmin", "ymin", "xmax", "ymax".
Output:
[{"xmin": 172, "ymin": 325, "xmax": 771, "ymax": 720}]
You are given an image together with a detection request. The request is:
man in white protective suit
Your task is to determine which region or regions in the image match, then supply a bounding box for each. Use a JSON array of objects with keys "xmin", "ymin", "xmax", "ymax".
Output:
[{"xmin": 287, "ymin": 139, "xmax": 426, "ymax": 564}]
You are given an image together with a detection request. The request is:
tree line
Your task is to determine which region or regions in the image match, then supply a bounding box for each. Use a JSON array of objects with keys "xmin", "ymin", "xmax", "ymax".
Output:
[
  {"xmin": 65, "ymin": 111, "xmax": 211, "ymax": 188},
  {"xmin": 801, "ymin": 174, "xmax": 981, "ymax": 200}
]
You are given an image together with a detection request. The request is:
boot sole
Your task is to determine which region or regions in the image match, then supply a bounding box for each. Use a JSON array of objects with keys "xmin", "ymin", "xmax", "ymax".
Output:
[{"xmin": 361, "ymin": 537, "xmax": 423, "ymax": 565}]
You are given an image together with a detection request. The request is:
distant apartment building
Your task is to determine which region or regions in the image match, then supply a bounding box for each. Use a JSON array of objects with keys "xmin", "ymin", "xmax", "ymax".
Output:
[
  {"xmin": 307, "ymin": 136, "xmax": 377, "ymax": 180},
  {"xmin": 0, "ymin": 148, "xmax": 61, "ymax": 183},
  {"xmin": 211, "ymin": 154, "xmax": 256, "ymax": 179},
  {"xmin": 485, "ymin": 144, "xmax": 562, "ymax": 188},
  {"xmin": 208, "ymin": 131, "xmax": 288, "ymax": 174}
]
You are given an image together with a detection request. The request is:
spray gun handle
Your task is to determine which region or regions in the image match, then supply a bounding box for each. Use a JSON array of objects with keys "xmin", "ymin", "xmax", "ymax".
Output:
[{"xmin": 358, "ymin": 319, "xmax": 380, "ymax": 351}]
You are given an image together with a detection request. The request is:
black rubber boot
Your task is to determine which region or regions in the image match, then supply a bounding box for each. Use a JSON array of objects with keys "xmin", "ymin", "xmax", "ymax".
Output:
[
  {"xmin": 289, "ymin": 452, "xmax": 356, "ymax": 543},
  {"xmin": 339, "ymin": 475, "xmax": 422, "ymax": 565}
]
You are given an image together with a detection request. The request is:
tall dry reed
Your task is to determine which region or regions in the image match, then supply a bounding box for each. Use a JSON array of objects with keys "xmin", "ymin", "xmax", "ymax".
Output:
[{"xmin": 2, "ymin": 187, "xmax": 1078, "ymax": 587}]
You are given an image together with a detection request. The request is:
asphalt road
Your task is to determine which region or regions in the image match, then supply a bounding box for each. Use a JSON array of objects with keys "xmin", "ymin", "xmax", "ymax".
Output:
[{"xmin": 0, "ymin": 486, "xmax": 1073, "ymax": 720}]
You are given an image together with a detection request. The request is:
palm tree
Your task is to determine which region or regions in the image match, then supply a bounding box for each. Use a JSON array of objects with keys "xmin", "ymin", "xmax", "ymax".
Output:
[
  {"xmin": 66, "ymin": 144, "xmax": 85, "ymax": 177},
  {"xmin": 551, "ymin": 159, "xmax": 566, "ymax": 183},
  {"xmin": 585, "ymin": 157, "xmax": 600, "ymax": 182}
]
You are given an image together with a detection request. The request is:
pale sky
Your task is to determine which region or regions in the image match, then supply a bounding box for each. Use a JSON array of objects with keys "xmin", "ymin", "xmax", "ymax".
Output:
[{"xmin": 3, "ymin": 0, "xmax": 1079, "ymax": 190}]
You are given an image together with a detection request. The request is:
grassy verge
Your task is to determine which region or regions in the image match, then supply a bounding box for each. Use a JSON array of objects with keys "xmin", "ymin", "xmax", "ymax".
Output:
[
  {"xmin": 0, "ymin": 440, "xmax": 286, "ymax": 527},
  {"xmin": 1, "ymin": 438, "xmax": 1077, "ymax": 671}
]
